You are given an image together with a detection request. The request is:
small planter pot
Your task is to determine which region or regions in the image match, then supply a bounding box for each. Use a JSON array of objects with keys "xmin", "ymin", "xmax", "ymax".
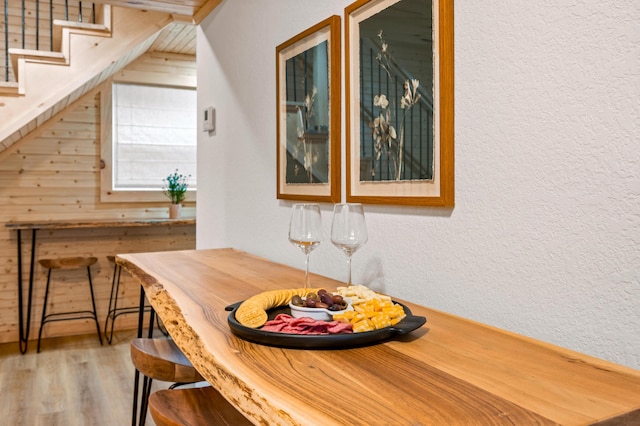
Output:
[{"xmin": 169, "ymin": 204, "xmax": 182, "ymax": 219}]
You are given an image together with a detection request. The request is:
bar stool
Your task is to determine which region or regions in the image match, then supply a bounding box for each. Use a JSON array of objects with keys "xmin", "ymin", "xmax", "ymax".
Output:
[
  {"xmin": 104, "ymin": 255, "xmax": 153, "ymax": 344},
  {"xmin": 130, "ymin": 337, "xmax": 205, "ymax": 426},
  {"xmin": 149, "ymin": 386, "xmax": 252, "ymax": 426},
  {"xmin": 37, "ymin": 256, "xmax": 103, "ymax": 353}
]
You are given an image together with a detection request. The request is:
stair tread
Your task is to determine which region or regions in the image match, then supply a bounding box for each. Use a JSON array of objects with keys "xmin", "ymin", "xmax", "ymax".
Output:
[
  {"xmin": 0, "ymin": 80, "xmax": 22, "ymax": 96},
  {"xmin": 9, "ymin": 49, "xmax": 66, "ymax": 60},
  {"xmin": 53, "ymin": 19, "xmax": 109, "ymax": 32},
  {"xmin": 0, "ymin": 82, "xmax": 20, "ymax": 96}
]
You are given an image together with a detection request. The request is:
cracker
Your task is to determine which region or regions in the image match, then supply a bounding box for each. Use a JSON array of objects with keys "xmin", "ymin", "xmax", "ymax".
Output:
[{"xmin": 236, "ymin": 303, "xmax": 268, "ymax": 329}]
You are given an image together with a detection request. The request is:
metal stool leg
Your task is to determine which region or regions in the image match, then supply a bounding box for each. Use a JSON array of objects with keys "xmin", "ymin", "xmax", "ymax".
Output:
[
  {"xmin": 37, "ymin": 268, "xmax": 53, "ymax": 353},
  {"xmin": 132, "ymin": 289, "xmax": 159, "ymax": 426},
  {"xmin": 139, "ymin": 376, "xmax": 154, "ymax": 426},
  {"xmin": 139, "ymin": 309, "xmax": 156, "ymax": 425},
  {"xmin": 132, "ymin": 368, "xmax": 141, "ymax": 426},
  {"xmin": 132, "ymin": 286, "xmax": 146, "ymax": 426},
  {"xmin": 86, "ymin": 266, "xmax": 103, "ymax": 346},
  {"xmin": 147, "ymin": 308, "xmax": 155, "ymax": 338},
  {"xmin": 104, "ymin": 262, "xmax": 122, "ymax": 344}
]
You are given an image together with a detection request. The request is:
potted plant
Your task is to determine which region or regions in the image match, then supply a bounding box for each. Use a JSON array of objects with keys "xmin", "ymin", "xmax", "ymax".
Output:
[{"xmin": 163, "ymin": 169, "xmax": 190, "ymax": 219}]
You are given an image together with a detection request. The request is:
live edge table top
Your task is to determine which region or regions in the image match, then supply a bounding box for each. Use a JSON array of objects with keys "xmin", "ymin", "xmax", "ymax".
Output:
[
  {"xmin": 5, "ymin": 217, "xmax": 195, "ymax": 230},
  {"xmin": 117, "ymin": 248, "xmax": 640, "ymax": 426}
]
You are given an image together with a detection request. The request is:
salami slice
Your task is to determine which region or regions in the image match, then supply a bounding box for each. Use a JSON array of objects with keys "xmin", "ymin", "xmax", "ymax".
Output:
[{"xmin": 262, "ymin": 314, "xmax": 353, "ymax": 335}]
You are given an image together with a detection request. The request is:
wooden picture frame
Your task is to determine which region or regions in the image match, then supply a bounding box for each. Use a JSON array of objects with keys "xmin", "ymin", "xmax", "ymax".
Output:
[
  {"xmin": 276, "ymin": 16, "xmax": 341, "ymax": 203},
  {"xmin": 345, "ymin": 0, "xmax": 454, "ymax": 206}
]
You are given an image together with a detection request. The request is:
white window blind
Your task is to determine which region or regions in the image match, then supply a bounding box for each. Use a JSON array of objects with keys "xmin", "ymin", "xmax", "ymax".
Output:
[{"xmin": 112, "ymin": 83, "xmax": 197, "ymax": 190}]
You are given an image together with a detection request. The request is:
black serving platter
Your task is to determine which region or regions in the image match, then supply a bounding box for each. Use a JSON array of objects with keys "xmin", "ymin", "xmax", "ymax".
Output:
[{"xmin": 225, "ymin": 300, "xmax": 426, "ymax": 349}]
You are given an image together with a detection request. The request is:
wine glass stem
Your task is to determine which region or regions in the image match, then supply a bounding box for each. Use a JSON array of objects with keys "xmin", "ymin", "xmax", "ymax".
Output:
[
  {"xmin": 346, "ymin": 255, "xmax": 353, "ymax": 287},
  {"xmin": 304, "ymin": 253, "xmax": 310, "ymax": 289}
]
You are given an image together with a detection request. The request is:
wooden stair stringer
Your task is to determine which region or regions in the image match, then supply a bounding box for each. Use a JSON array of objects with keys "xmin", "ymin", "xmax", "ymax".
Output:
[{"xmin": 0, "ymin": 6, "xmax": 174, "ymax": 155}]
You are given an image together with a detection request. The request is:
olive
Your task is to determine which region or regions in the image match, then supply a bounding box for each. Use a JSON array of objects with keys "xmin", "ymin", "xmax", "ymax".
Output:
[
  {"xmin": 291, "ymin": 295, "xmax": 303, "ymax": 306},
  {"xmin": 306, "ymin": 292, "xmax": 318, "ymax": 300},
  {"xmin": 304, "ymin": 298, "xmax": 317, "ymax": 308},
  {"xmin": 316, "ymin": 302, "xmax": 329, "ymax": 309},
  {"xmin": 320, "ymin": 292, "xmax": 334, "ymax": 306},
  {"xmin": 332, "ymin": 295, "xmax": 344, "ymax": 304}
]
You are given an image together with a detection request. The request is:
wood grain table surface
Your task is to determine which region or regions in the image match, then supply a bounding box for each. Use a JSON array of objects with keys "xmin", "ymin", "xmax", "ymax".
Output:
[{"xmin": 117, "ymin": 248, "xmax": 640, "ymax": 426}]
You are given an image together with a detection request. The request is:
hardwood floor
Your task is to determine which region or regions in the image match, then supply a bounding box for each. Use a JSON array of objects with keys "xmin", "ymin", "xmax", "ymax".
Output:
[{"xmin": 0, "ymin": 330, "xmax": 172, "ymax": 425}]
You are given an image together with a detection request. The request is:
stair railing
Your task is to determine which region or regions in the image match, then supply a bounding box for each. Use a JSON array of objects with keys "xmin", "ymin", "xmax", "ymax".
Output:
[{"xmin": 1, "ymin": 0, "xmax": 96, "ymax": 82}]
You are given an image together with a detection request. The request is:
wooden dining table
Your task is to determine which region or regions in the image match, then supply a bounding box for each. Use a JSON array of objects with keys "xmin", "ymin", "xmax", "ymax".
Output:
[{"xmin": 117, "ymin": 248, "xmax": 640, "ymax": 425}]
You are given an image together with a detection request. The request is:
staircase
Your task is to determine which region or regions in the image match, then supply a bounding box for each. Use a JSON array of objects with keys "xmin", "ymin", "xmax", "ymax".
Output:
[
  {"xmin": 1, "ymin": 4, "xmax": 111, "ymax": 97},
  {"xmin": 0, "ymin": 3, "xmax": 186, "ymax": 155}
]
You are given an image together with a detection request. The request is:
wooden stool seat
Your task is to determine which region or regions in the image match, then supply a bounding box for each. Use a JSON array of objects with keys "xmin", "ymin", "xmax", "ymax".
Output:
[
  {"xmin": 131, "ymin": 338, "xmax": 204, "ymax": 383},
  {"xmin": 37, "ymin": 256, "xmax": 102, "ymax": 352},
  {"xmin": 39, "ymin": 256, "xmax": 98, "ymax": 269},
  {"xmin": 131, "ymin": 338, "xmax": 205, "ymax": 425},
  {"xmin": 149, "ymin": 386, "xmax": 252, "ymax": 426}
]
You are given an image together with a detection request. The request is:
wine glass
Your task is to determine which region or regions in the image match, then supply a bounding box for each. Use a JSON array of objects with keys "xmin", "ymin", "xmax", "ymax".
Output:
[
  {"xmin": 331, "ymin": 203, "xmax": 368, "ymax": 287},
  {"xmin": 288, "ymin": 204, "xmax": 323, "ymax": 289}
]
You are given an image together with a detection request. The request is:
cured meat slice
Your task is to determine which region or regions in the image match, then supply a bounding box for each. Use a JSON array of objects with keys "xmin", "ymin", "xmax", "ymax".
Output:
[{"xmin": 262, "ymin": 314, "xmax": 353, "ymax": 335}]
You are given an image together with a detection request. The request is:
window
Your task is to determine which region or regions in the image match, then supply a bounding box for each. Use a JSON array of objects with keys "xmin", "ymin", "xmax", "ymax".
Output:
[
  {"xmin": 101, "ymin": 81, "xmax": 197, "ymax": 202},
  {"xmin": 112, "ymin": 83, "xmax": 197, "ymax": 190}
]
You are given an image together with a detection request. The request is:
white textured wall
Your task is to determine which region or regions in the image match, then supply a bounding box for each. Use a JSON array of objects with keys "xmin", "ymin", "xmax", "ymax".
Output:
[{"xmin": 197, "ymin": 0, "xmax": 640, "ymax": 369}]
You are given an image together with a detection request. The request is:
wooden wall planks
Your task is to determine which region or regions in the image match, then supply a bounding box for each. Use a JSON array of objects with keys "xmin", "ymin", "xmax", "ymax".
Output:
[{"xmin": 0, "ymin": 52, "xmax": 197, "ymax": 345}]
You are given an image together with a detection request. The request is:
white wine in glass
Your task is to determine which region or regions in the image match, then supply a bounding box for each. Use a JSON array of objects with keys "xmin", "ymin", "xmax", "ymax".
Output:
[
  {"xmin": 288, "ymin": 204, "xmax": 323, "ymax": 289},
  {"xmin": 331, "ymin": 203, "xmax": 368, "ymax": 287}
]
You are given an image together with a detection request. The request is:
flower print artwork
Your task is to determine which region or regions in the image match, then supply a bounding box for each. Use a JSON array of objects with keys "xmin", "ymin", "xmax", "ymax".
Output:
[
  {"xmin": 369, "ymin": 30, "xmax": 422, "ymax": 181},
  {"xmin": 345, "ymin": 0, "xmax": 454, "ymax": 206},
  {"xmin": 282, "ymin": 40, "xmax": 331, "ymax": 186},
  {"xmin": 276, "ymin": 16, "xmax": 340, "ymax": 202}
]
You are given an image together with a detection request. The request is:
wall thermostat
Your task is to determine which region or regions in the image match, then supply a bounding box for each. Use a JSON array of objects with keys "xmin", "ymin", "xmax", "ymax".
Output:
[{"xmin": 203, "ymin": 106, "xmax": 215, "ymax": 132}]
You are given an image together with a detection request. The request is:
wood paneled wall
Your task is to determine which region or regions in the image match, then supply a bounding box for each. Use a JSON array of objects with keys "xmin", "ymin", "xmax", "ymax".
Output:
[{"xmin": 0, "ymin": 52, "xmax": 197, "ymax": 345}]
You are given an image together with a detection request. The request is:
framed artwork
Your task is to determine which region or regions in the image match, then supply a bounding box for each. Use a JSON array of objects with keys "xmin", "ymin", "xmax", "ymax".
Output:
[
  {"xmin": 276, "ymin": 15, "xmax": 341, "ymax": 203},
  {"xmin": 345, "ymin": 0, "xmax": 454, "ymax": 206}
]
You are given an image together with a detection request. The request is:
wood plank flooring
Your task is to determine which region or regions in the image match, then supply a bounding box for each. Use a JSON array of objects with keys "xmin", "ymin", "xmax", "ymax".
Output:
[{"xmin": 0, "ymin": 330, "xmax": 172, "ymax": 425}]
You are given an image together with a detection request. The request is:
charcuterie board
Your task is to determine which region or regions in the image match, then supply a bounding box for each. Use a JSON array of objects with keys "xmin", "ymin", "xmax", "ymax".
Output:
[{"xmin": 225, "ymin": 301, "xmax": 426, "ymax": 349}]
